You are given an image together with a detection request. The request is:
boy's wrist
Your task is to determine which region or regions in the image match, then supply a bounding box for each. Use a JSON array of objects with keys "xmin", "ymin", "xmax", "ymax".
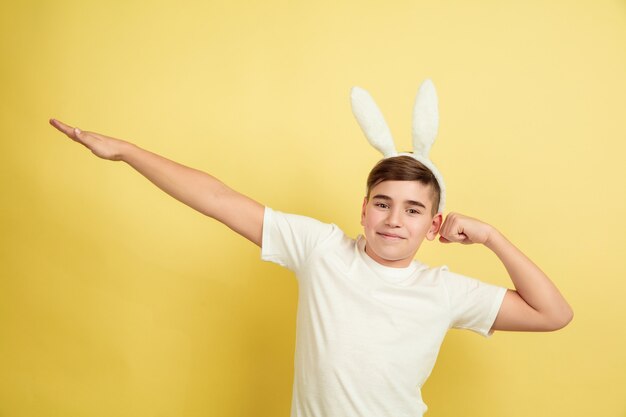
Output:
[
  {"xmin": 483, "ymin": 226, "xmax": 505, "ymax": 250},
  {"xmin": 119, "ymin": 141, "xmax": 138, "ymax": 163}
]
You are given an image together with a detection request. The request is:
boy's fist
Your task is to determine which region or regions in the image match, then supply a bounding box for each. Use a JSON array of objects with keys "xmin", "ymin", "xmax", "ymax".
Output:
[
  {"xmin": 49, "ymin": 118, "xmax": 127, "ymax": 161},
  {"xmin": 438, "ymin": 212, "xmax": 494, "ymax": 245}
]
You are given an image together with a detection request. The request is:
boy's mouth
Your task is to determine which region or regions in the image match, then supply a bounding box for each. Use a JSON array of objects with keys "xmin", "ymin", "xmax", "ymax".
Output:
[{"xmin": 377, "ymin": 232, "xmax": 405, "ymax": 240}]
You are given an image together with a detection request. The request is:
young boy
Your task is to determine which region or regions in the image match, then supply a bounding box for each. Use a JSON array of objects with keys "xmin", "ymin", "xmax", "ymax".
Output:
[{"xmin": 49, "ymin": 115, "xmax": 572, "ymax": 417}]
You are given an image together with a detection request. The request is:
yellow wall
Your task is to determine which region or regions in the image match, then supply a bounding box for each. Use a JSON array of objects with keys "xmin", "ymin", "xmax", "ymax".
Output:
[{"xmin": 1, "ymin": 1, "xmax": 625, "ymax": 416}]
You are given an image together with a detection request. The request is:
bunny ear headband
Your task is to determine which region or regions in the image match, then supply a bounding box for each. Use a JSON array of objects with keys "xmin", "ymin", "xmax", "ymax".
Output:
[{"xmin": 350, "ymin": 78, "xmax": 446, "ymax": 214}]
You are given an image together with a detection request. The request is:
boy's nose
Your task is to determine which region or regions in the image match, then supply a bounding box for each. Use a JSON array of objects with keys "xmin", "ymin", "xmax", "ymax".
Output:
[{"xmin": 385, "ymin": 209, "xmax": 402, "ymax": 227}]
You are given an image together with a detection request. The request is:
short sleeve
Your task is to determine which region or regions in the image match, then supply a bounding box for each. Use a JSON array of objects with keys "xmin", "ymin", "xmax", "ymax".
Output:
[
  {"xmin": 261, "ymin": 207, "xmax": 337, "ymax": 273},
  {"xmin": 443, "ymin": 269, "xmax": 507, "ymax": 338}
]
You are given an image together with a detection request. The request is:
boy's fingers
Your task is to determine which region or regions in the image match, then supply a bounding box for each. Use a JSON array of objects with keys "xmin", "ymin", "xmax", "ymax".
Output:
[
  {"xmin": 49, "ymin": 118, "xmax": 71, "ymax": 133},
  {"xmin": 49, "ymin": 118, "xmax": 79, "ymax": 139},
  {"xmin": 439, "ymin": 230, "xmax": 467, "ymax": 244},
  {"xmin": 73, "ymin": 127, "xmax": 85, "ymax": 143},
  {"xmin": 50, "ymin": 118, "xmax": 99, "ymax": 150}
]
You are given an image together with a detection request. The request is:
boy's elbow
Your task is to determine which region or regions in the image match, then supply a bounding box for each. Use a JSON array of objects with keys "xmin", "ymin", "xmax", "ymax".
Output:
[
  {"xmin": 561, "ymin": 306, "xmax": 574, "ymax": 328},
  {"xmin": 546, "ymin": 306, "xmax": 574, "ymax": 331}
]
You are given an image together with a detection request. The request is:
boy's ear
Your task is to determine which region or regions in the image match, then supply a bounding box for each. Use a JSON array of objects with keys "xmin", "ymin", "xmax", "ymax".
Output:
[
  {"xmin": 360, "ymin": 197, "xmax": 368, "ymax": 226},
  {"xmin": 426, "ymin": 213, "xmax": 443, "ymax": 241}
]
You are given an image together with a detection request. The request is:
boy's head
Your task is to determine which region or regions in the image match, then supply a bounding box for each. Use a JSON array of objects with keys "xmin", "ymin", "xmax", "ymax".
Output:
[
  {"xmin": 360, "ymin": 156, "xmax": 443, "ymax": 268},
  {"xmin": 366, "ymin": 155, "xmax": 440, "ymax": 217}
]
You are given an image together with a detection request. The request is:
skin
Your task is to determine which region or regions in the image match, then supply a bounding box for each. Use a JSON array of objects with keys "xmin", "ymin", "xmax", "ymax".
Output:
[
  {"xmin": 48, "ymin": 118, "xmax": 265, "ymax": 245},
  {"xmin": 360, "ymin": 180, "xmax": 443, "ymax": 268},
  {"xmin": 49, "ymin": 118, "xmax": 573, "ymax": 332},
  {"xmin": 361, "ymin": 180, "xmax": 573, "ymax": 332}
]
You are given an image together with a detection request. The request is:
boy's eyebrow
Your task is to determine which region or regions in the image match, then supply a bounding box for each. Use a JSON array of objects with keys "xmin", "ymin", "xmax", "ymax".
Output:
[{"xmin": 371, "ymin": 194, "xmax": 427, "ymax": 209}]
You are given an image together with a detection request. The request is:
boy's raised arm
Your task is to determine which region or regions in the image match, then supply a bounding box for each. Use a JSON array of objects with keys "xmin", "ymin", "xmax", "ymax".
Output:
[
  {"xmin": 438, "ymin": 212, "xmax": 574, "ymax": 332},
  {"xmin": 49, "ymin": 119, "xmax": 265, "ymax": 247}
]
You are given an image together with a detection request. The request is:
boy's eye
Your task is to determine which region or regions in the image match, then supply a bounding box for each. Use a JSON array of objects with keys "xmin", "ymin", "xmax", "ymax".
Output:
[
  {"xmin": 374, "ymin": 202, "xmax": 389, "ymax": 209},
  {"xmin": 407, "ymin": 208, "xmax": 421, "ymax": 215}
]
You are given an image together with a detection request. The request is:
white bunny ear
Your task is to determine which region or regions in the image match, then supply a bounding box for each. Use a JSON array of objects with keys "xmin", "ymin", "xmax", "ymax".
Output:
[
  {"xmin": 412, "ymin": 79, "xmax": 439, "ymax": 157},
  {"xmin": 351, "ymin": 86, "xmax": 397, "ymax": 158}
]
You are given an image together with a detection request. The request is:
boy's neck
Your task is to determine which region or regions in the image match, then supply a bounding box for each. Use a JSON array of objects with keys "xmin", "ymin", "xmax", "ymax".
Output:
[{"xmin": 364, "ymin": 244, "xmax": 414, "ymax": 269}]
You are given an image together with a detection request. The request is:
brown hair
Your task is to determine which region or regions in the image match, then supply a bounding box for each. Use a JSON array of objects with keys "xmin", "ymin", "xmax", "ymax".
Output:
[{"xmin": 366, "ymin": 155, "xmax": 440, "ymax": 216}]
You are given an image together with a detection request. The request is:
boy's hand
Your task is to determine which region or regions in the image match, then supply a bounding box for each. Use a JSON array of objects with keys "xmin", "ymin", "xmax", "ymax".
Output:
[
  {"xmin": 49, "ymin": 118, "xmax": 128, "ymax": 161},
  {"xmin": 438, "ymin": 212, "xmax": 495, "ymax": 245}
]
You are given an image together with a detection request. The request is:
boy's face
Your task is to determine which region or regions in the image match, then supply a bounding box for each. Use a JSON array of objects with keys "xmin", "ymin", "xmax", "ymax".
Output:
[{"xmin": 361, "ymin": 180, "xmax": 442, "ymax": 268}]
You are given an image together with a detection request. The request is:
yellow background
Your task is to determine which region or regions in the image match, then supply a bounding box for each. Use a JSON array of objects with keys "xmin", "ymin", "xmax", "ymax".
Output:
[{"xmin": 1, "ymin": 1, "xmax": 625, "ymax": 416}]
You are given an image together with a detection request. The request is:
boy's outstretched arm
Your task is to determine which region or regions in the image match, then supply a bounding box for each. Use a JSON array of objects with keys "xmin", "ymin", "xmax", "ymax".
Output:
[
  {"xmin": 438, "ymin": 212, "xmax": 573, "ymax": 332},
  {"xmin": 49, "ymin": 119, "xmax": 264, "ymax": 247}
]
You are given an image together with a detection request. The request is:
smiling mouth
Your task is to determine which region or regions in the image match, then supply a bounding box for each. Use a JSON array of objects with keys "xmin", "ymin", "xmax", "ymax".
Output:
[{"xmin": 377, "ymin": 232, "xmax": 405, "ymax": 240}]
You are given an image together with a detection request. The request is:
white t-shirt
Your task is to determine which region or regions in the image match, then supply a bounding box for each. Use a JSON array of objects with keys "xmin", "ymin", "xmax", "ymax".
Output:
[{"xmin": 261, "ymin": 207, "xmax": 507, "ymax": 417}]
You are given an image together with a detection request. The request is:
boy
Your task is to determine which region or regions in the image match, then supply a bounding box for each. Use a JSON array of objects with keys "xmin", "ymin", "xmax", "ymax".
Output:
[{"xmin": 49, "ymin": 109, "xmax": 572, "ymax": 416}]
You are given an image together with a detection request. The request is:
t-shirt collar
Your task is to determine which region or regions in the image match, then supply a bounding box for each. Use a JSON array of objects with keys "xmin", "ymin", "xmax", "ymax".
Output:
[{"xmin": 356, "ymin": 235, "xmax": 420, "ymax": 282}]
